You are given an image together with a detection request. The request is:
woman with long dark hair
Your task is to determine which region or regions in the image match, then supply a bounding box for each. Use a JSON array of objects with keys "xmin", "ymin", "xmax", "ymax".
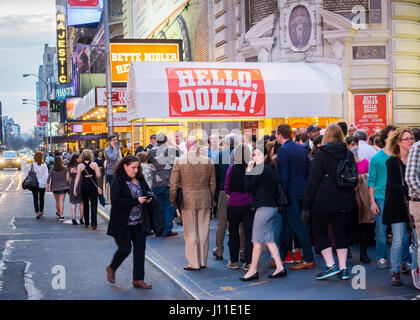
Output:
[
  {"xmin": 240, "ymin": 145, "xmax": 286, "ymax": 281},
  {"xmin": 106, "ymin": 155, "xmax": 153, "ymax": 289},
  {"xmin": 47, "ymin": 156, "xmax": 69, "ymax": 220},
  {"xmin": 67, "ymin": 153, "xmax": 84, "ymax": 225},
  {"xmin": 74, "ymin": 150, "xmax": 102, "ymax": 229},
  {"xmin": 27, "ymin": 151, "xmax": 49, "ymax": 219},
  {"xmin": 225, "ymin": 144, "xmax": 253, "ymax": 270}
]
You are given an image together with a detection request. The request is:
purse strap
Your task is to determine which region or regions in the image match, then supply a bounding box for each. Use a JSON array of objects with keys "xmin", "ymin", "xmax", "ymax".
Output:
[{"xmin": 82, "ymin": 163, "xmax": 100, "ymax": 189}]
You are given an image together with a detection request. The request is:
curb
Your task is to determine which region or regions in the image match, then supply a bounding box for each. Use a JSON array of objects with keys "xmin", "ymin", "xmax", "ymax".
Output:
[{"xmin": 96, "ymin": 207, "xmax": 199, "ymax": 300}]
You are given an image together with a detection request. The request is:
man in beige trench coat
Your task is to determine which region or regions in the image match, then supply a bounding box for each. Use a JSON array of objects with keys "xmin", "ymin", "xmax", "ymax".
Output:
[{"xmin": 170, "ymin": 136, "xmax": 216, "ymax": 270}]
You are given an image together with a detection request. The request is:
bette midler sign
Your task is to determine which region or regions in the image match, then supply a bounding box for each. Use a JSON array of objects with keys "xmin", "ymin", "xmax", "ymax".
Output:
[
  {"xmin": 110, "ymin": 39, "xmax": 182, "ymax": 83},
  {"xmin": 166, "ymin": 68, "xmax": 266, "ymax": 117}
]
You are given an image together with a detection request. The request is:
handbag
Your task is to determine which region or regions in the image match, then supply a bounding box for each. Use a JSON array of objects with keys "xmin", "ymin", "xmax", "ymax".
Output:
[
  {"xmin": 175, "ymin": 187, "xmax": 183, "ymax": 209},
  {"xmin": 399, "ymin": 162, "xmax": 415, "ymax": 228},
  {"xmin": 82, "ymin": 165, "xmax": 103, "ymax": 195},
  {"xmin": 276, "ymin": 183, "xmax": 288, "ymax": 210},
  {"xmin": 22, "ymin": 163, "xmax": 39, "ymax": 190}
]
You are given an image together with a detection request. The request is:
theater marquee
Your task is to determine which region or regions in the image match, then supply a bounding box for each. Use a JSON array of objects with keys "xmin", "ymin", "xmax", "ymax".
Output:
[{"xmin": 110, "ymin": 39, "xmax": 182, "ymax": 84}]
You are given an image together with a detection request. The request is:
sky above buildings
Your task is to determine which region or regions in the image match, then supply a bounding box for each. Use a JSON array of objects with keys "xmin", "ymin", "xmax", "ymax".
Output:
[{"xmin": 0, "ymin": 0, "xmax": 56, "ymax": 133}]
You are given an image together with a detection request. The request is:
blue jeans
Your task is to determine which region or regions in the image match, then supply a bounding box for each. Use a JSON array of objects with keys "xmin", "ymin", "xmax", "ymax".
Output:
[
  {"xmin": 152, "ymin": 186, "xmax": 176, "ymax": 236},
  {"xmin": 106, "ymin": 174, "xmax": 114, "ymax": 187},
  {"xmin": 279, "ymin": 198, "xmax": 314, "ymax": 263},
  {"xmin": 375, "ymin": 199, "xmax": 388, "ymax": 260},
  {"xmin": 390, "ymin": 222, "xmax": 408, "ymax": 273},
  {"xmin": 410, "ymin": 230, "xmax": 418, "ymax": 271}
]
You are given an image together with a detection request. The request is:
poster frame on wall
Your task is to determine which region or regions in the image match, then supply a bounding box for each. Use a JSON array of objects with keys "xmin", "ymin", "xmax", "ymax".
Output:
[
  {"xmin": 110, "ymin": 38, "xmax": 183, "ymax": 86},
  {"xmin": 348, "ymin": 89, "xmax": 393, "ymax": 136}
]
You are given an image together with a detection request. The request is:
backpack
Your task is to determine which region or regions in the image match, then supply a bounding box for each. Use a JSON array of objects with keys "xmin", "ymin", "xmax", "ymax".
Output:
[{"xmin": 336, "ymin": 150, "xmax": 358, "ymax": 188}]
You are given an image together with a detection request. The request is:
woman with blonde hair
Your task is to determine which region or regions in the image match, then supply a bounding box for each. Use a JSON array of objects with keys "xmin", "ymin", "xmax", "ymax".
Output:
[
  {"xmin": 303, "ymin": 123, "xmax": 357, "ymax": 280},
  {"xmin": 27, "ymin": 151, "xmax": 49, "ymax": 219},
  {"xmin": 74, "ymin": 149, "xmax": 102, "ymax": 229},
  {"xmin": 382, "ymin": 127, "xmax": 414, "ymax": 286}
]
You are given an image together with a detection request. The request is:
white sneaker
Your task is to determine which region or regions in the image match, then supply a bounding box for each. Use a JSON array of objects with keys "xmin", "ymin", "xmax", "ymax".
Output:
[
  {"xmin": 227, "ymin": 261, "xmax": 239, "ymax": 269},
  {"xmin": 242, "ymin": 263, "xmax": 250, "ymax": 271},
  {"xmin": 412, "ymin": 268, "xmax": 420, "ymax": 290},
  {"xmin": 376, "ymin": 258, "xmax": 388, "ymax": 269}
]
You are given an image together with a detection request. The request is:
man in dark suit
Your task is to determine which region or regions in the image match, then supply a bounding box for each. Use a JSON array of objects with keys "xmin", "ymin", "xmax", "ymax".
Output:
[{"xmin": 276, "ymin": 124, "xmax": 315, "ymax": 270}]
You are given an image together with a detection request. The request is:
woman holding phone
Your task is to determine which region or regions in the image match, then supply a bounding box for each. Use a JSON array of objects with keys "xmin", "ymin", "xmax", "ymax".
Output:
[
  {"xmin": 241, "ymin": 145, "xmax": 286, "ymax": 281},
  {"xmin": 106, "ymin": 155, "xmax": 153, "ymax": 289}
]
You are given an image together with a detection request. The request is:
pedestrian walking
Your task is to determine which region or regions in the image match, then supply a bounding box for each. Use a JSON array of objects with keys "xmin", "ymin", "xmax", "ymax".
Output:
[
  {"xmin": 67, "ymin": 154, "xmax": 84, "ymax": 225},
  {"xmin": 148, "ymin": 133, "xmax": 178, "ymax": 237},
  {"xmin": 406, "ymin": 137, "xmax": 420, "ymax": 290},
  {"xmin": 47, "ymin": 156, "xmax": 69, "ymax": 220},
  {"xmin": 225, "ymin": 144, "xmax": 254, "ymax": 271},
  {"xmin": 27, "ymin": 151, "xmax": 48, "ymax": 219},
  {"xmin": 95, "ymin": 150, "xmax": 106, "ymax": 207},
  {"xmin": 74, "ymin": 150, "xmax": 102, "ymax": 230},
  {"xmin": 382, "ymin": 128, "xmax": 414, "ymax": 286},
  {"xmin": 170, "ymin": 136, "xmax": 216, "ymax": 270},
  {"xmin": 276, "ymin": 124, "xmax": 315, "ymax": 270},
  {"xmin": 368, "ymin": 125, "xmax": 396, "ymax": 269},
  {"xmin": 104, "ymin": 135, "xmax": 122, "ymax": 188},
  {"xmin": 303, "ymin": 124, "xmax": 321, "ymax": 153},
  {"xmin": 302, "ymin": 124, "xmax": 356, "ymax": 280},
  {"xmin": 241, "ymin": 145, "xmax": 286, "ymax": 281},
  {"xmin": 106, "ymin": 155, "xmax": 154, "ymax": 289}
]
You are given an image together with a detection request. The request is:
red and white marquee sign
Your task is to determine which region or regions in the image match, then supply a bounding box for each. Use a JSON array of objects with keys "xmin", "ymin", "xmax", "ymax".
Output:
[
  {"xmin": 96, "ymin": 87, "xmax": 127, "ymax": 106},
  {"xmin": 354, "ymin": 93, "xmax": 388, "ymax": 137},
  {"xmin": 166, "ymin": 67, "xmax": 266, "ymax": 117},
  {"xmin": 67, "ymin": 0, "xmax": 99, "ymax": 9},
  {"xmin": 38, "ymin": 101, "xmax": 49, "ymax": 127}
]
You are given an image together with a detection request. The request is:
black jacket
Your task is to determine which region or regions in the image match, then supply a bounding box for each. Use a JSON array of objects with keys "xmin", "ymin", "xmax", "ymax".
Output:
[
  {"xmin": 302, "ymin": 142, "xmax": 356, "ymax": 213},
  {"xmin": 382, "ymin": 157, "xmax": 409, "ymax": 225},
  {"xmin": 107, "ymin": 176, "xmax": 164, "ymax": 242},
  {"xmin": 244, "ymin": 163, "xmax": 277, "ymax": 209}
]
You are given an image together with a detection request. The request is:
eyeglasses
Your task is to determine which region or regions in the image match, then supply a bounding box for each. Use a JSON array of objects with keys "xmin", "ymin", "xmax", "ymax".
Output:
[{"xmin": 401, "ymin": 138, "xmax": 414, "ymax": 142}]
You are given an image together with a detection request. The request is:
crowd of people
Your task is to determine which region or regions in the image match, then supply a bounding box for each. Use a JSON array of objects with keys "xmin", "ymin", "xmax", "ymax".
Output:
[{"xmin": 25, "ymin": 124, "xmax": 420, "ymax": 291}]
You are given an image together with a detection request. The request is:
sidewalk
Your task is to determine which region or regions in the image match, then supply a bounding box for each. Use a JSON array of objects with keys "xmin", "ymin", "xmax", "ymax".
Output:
[{"xmin": 98, "ymin": 206, "xmax": 420, "ymax": 300}]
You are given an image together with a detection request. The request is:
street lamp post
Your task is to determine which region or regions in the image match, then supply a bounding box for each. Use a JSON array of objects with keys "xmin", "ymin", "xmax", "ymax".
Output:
[
  {"xmin": 22, "ymin": 73, "xmax": 52, "ymax": 152},
  {"xmin": 103, "ymin": 0, "xmax": 114, "ymax": 137}
]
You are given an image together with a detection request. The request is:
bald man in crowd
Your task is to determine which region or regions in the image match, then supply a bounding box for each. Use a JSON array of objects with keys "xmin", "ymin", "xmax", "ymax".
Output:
[{"xmin": 170, "ymin": 136, "xmax": 216, "ymax": 270}]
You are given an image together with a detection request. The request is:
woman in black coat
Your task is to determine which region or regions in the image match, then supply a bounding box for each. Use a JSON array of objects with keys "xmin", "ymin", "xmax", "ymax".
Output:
[
  {"xmin": 382, "ymin": 128, "xmax": 414, "ymax": 286},
  {"xmin": 106, "ymin": 155, "xmax": 153, "ymax": 289},
  {"xmin": 302, "ymin": 124, "xmax": 356, "ymax": 281}
]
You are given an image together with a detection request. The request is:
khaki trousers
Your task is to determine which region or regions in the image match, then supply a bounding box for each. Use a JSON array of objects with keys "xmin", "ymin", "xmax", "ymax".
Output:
[
  {"xmin": 215, "ymin": 190, "xmax": 245, "ymax": 258},
  {"xmin": 410, "ymin": 201, "xmax": 420, "ymax": 269},
  {"xmin": 182, "ymin": 208, "xmax": 211, "ymax": 269}
]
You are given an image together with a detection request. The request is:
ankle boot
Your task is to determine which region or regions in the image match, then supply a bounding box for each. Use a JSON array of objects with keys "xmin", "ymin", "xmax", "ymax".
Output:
[{"xmin": 360, "ymin": 246, "xmax": 371, "ymax": 264}]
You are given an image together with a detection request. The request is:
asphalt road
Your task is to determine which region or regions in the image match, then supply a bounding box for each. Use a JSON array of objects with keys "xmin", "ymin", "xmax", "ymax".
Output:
[{"xmin": 0, "ymin": 166, "xmax": 192, "ymax": 300}]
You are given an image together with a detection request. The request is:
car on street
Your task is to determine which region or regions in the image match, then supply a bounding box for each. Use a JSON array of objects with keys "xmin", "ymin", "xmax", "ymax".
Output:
[{"xmin": 0, "ymin": 151, "xmax": 22, "ymax": 170}]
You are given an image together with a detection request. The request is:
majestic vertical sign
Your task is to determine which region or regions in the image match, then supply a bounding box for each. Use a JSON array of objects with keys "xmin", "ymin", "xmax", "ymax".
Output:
[
  {"xmin": 354, "ymin": 93, "xmax": 388, "ymax": 137},
  {"xmin": 56, "ymin": 12, "xmax": 68, "ymax": 84},
  {"xmin": 166, "ymin": 67, "xmax": 266, "ymax": 117}
]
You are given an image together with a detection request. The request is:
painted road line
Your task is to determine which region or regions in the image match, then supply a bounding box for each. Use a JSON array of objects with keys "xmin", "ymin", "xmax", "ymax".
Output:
[{"xmin": 5, "ymin": 172, "xmax": 18, "ymax": 192}]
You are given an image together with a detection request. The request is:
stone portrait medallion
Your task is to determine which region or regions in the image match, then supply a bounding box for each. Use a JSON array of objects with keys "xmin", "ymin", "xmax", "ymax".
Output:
[{"xmin": 288, "ymin": 5, "xmax": 312, "ymax": 50}]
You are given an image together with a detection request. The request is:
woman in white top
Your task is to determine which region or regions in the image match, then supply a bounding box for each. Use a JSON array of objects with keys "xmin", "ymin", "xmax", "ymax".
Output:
[{"xmin": 26, "ymin": 151, "xmax": 49, "ymax": 219}]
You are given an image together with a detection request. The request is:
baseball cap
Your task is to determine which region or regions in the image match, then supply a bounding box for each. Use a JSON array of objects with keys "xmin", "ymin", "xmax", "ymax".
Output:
[{"xmin": 307, "ymin": 124, "xmax": 320, "ymax": 133}]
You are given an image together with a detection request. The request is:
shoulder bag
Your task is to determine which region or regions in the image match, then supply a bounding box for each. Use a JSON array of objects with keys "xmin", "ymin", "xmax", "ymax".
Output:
[
  {"xmin": 83, "ymin": 164, "xmax": 103, "ymax": 195},
  {"xmin": 22, "ymin": 163, "xmax": 39, "ymax": 190}
]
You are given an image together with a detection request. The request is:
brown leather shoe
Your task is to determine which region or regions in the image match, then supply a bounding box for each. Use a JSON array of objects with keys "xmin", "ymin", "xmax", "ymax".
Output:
[
  {"xmin": 290, "ymin": 261, "xmax": 315, "ymax": 270},
  {"xmin": 133, "ymin": 280, "xmax": 152, "ymax": 289},
  {"xmin": 106, "ymin": 265, "xmax": 115, "ymax": 284}
]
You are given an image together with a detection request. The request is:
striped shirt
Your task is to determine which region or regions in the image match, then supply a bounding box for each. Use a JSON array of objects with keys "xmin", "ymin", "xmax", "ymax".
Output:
[{"xmin": 406, "ymin": 141, "xmax": 420, "ymax": 198}]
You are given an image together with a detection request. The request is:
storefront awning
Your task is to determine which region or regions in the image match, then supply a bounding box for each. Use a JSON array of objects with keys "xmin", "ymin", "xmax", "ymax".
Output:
[{"xmin": 126, "ymin": 61, "xmax": 343, "ymax": 121}]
